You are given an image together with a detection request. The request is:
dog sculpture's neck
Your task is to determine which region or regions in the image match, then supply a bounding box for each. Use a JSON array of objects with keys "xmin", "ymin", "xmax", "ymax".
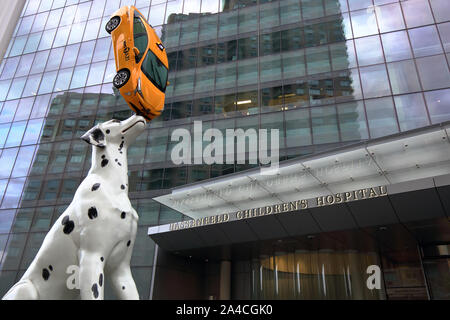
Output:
[{"xmin": 88, "ymin": 140, "xmax": 129, "ymax": 190}]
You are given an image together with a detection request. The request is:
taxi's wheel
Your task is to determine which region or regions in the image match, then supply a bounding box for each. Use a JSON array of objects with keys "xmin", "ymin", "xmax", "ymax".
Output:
[
  {"xmin": 113, "ymin": 69, "xmax": 130, "ymax": 89},
  {"xmin": 105, "ymin": 16, "xmax": 120, "ymax": 34}
]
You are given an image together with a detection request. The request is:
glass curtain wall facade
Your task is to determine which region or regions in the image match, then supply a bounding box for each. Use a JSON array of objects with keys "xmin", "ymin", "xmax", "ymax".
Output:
[{"xmin": 0, "ymin": 0, "xmax": 449, "ymax": 299}]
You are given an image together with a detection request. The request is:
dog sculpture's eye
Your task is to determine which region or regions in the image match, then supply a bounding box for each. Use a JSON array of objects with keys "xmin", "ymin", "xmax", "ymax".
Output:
[{"xmin": 111, "ymin": 119, "xmax": 121, "ymax": 123}]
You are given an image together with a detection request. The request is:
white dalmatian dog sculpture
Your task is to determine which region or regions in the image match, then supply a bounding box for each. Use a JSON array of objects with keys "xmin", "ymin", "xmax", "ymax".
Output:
[{"xmin": 2, "ymin": 115, "xmax": 147, "ymax": 300}]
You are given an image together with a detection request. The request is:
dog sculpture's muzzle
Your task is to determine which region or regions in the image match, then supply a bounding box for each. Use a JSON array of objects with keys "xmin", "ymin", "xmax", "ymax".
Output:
[{"xmin": 120, "ymin": 115, "xmax": 147, "ymax": 142}]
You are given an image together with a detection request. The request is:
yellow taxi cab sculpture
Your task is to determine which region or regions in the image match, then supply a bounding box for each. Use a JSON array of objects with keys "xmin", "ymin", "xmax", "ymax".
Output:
[{"xmin": 106, "ymin": 6, "xmax": 169, "ymax": 121}]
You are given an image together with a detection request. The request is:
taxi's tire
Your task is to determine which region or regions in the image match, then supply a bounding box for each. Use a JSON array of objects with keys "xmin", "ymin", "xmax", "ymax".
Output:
[
  {"xmin": 106, "ymin": 16, "xmax": 120, "ymax": 34},
  {"xmin": 113, "ymin": 69, "xmax": 130, "ymax": 89}
]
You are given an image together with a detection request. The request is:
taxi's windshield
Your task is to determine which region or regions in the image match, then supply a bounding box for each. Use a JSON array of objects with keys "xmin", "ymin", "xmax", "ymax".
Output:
[{"xmin": 141, "ymin": 50, "xmax": 168, "ymax": 92}]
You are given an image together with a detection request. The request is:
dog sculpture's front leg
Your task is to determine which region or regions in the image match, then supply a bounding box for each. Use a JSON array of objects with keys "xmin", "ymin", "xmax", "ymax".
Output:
[
  {"xmin": 109, "ymin": 263, "xmax": 139, "ymax": 300},
  {"xmin": 79, "ymin": 249, "xmax": 105, "ymax": 300}
]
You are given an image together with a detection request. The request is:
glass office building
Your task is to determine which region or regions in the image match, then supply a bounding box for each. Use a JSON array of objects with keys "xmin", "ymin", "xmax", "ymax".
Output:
[{"xmin": 0, "ymin": 0, "xmax": 449, "ymax": 300}]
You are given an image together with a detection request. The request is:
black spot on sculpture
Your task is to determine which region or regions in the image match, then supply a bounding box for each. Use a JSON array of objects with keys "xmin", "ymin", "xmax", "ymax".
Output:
[
  {"xmin": 118, "ymin": 140, "xmax": 124, "ymax": 152},
  {"xmin": 91, "ymin": 183, "xmax": 100, "ymax": 191},
  {"xmin": 121, "ymin": 212, "xmax": 126, "ymax": 219},
  {"xmin": 48, "ymin": 265, "xmax": 53, "ymax": 271},
  {"xmin": 91, "ymin": 128, "xmax": 104, "ymax": 143},
  {"xmin": 101, "ymin": 158, "xmax": 109, "ymax": 167},
  {"xmin": 99, "ymin": 274, "xmax": 103, "ymax": 287},
  {"xmin": 88, "ymin": 207, "xmax": 98, "ymax": 219},
  {"xmin": 61, "ymin": 216, "xmax": 75, "ymax": 234},
  {"xmin": 91, "ymin": 283, "xmax": 99, "ymax": 299},
  {"xmin": 127, "ymin": 240, "xmax": 131, "ymax": 247},
  {"xmin": 121, "ymin": 185, "xmax": 125, "ymax": 190},
  {"xmin": 42, "ymin": 269, "xmax": 50, "ymax": 281}
]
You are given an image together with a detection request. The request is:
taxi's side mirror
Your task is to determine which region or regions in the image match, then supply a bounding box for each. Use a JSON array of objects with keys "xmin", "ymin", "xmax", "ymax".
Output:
[{"xmin": 133, "ymin": 47, "xmax": 140, "ymax": 58}]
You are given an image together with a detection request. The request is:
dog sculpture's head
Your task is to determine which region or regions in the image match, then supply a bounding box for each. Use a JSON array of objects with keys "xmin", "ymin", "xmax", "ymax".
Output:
[{"xmin": 81, "ymin": 115, "xmax": 147, "ymax": 149}]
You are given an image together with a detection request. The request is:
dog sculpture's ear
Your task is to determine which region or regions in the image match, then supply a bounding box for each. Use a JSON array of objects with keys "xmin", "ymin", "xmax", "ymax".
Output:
[{"xmin": 81, "ymin": 125, "xmax": 106, "ymax": 148}]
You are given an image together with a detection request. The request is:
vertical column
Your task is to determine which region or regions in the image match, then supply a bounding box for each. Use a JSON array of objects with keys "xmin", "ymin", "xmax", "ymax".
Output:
[
  {"xmin": 219, "ymin": 260, "xmax": 231, "ymax": 300},
  {"xmin": 0, "ymin": 0, "xmax": 26, "ymax": 65}
]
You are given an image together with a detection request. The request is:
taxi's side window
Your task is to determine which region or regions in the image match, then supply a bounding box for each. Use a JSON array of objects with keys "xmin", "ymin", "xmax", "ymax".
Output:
[{"xmin": 133, "ymin": 15, "xmax": 148, "ymax": 62}]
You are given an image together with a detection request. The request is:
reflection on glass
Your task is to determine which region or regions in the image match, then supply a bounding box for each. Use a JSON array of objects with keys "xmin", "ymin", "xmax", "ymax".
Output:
[
  {"xmin": 394, "ymin": 93, "xmax": 429, "ymax": 131},
  {"xmin": 86, "ymin": 61, "xmax": 107, "ymax": 86},
  {"xmin": 354, "ymin": 35, "xmax": 384, "ymax": 67},
  {"xmin": 53, "ymin": 26, "xmax": 70, "ymax": 48},
  {"xmin": 350, "ymin": 8, "xmax": 378, "ymax": 38},
  {"xmin": 15, "ymin": 54, "xmax": 34, "ymax": 78},
  {"xmin": 11, "ymin": 146, "xmax": 36, "ymax": 178},
  {"xmin": 174, "ymin": 70, "xmax": 194, "ymax": 96},
  {"xmin": 425, "ymin": 89, "xmax": 450, "ymax": 124},
  {"xmin": 348, "ymin": 0, "xmax": 372, "ymax": 11},
  {"xmin": 381, "ymin": 31, "xmax": 413, "ymax": 62},
  {"xmin": 260, "ymin": 1, "xmax": 279, "ymax": 28},
  {"xmin": 0, "ymin": 100, "xmax": 17, "ymax": 123},
  {"xmin": 60, "ymin": 44, "xmax": 80, "ymax": 69},
  {"xmin": 302, "ymin": 0, "xmax": 325, "ymax": 20},
  {"xmin": 45, "ymin": 8, "xmax": 63, "ymax": 30},
  {"xmin": 0, "ymin": 233, "xmax": 27, "ymax": 270},
  {"xmin": 415, "ymin": 55, "xmax": 450, "ymax": 91},
  {"xmin": 359, "ymin": 64, "xmax": 391, "ymax": 99},
  {"xmin": 32, "ymin": 12, "xmax": 49, "ymax": 33},
  {"xmin": 261, "ymin": 112, "xmax": 285, "ymax": 149},
  {"xmin": 149, "ymin": 3, "xmax": 166, "ymax": 26},
  {"xmin": 238, "ymin": 6, "xmax": 258, "ymax": 33},
  {"xmin": 409, "ymin": 25, "xmax": 443, "ymax": 58},
  {"xmin": 7, "ymin": 77, "xmax": 26, "ymax": 100},
  {"xmin": 54, "ymin": 68, "xmax": 73, "ymax": 92},
  {"xmin": 280, "ymin": 0, "xmax": 301, "ymax": 25},
  {"xmin": 9, "ymin": 35, "xmax": 27, "ymax": 57},
  {"xmin": 282, "ymin": 50, "xmax": 306, "ymax": 80},
  {"xmin": 77, "ymin": 41, "xmax": 95, "ymax": 65},
  {"xmin": 0, "ymin": 148, "xmax": 18, "ymax": 179},
  {"xmin": 22, "ymin": 74, "xmax": 42, "ymax": 98},
  {"xmin": 70, "ymin": 65, "xmax": 89, "ymax": 89},
  {"xmin": 215, "ymin": 63, "xmax": 236, "ymax": 90},
  {"xmin": 387, "ymin": 60, "xmax": 421, "ymax": 95},
  {"xmin": 20, "ymin": 232, "xmax": 46, "ymax": 269},
  {"xmin": 437, "ymin": 22, "xmax": 450, "ymax": 52},
  {"xmin": 180, "ymin": 18, "xmax": 199, "ymax": 46},
  {"xmin": 237, "ymin": 59, "xmax": 258, "ymax": 86},
  {"xmin": 365, "ymin": 97, "xmax": 399, "ymax": 138},
  {"xmin": 376, "ymin": 2, "xmax": 405, "ymax": 33},
  {"xmin": 285, "ymin": 108, "xmax": 311, "ymax": 147},
  {"xmin": 306, "ymin": 46, "xmax": 331, "ymax": 75},
  {"xmin": 261, "ymin": 85, "xmax": 283, "ymax": 112},
  {"xmin": 311, "ymin": 106, "xmax": 339, "ymax": 144},
  {"xmin": 337, "ymin": 100, "xmax": 368, "ymax": 141},
  {"xmin": 30, "ymin": 50, "xmax": 49, "ymax": 75},
  {"xmin": 199, "ymin": 15, "xmax": 218, "ymax": 42},
  {"xmin": 260, "ymin": 55, "xmax": 282, "ymax": 83},
  {"xmin": 1, "ymin": 57, "xmax": 20, "ymax": 80},
  {"xmin": 24, "ymin": 33, "xmax": 41, "ymax": 54},
  {"xmin": 401, "ymin": 0, "xmax": 434, "ymax": 28},
  {"xmin": 1, "ymin": 177, "xmax": 26, "ymax": 209},
  {"xmin": 83, "ymin": 19, "xmax": 101, "ymax": 42},
  {"xmin": 219, "ymin": 10, "xmax": 238, "ymax": 37}
]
